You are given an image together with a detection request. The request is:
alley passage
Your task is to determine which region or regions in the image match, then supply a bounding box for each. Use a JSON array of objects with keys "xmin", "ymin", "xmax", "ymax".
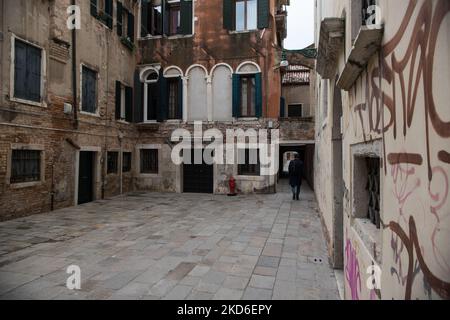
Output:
[{"xmin": 0, "ymin": 183, "xmax": 339, "ymax": 300}]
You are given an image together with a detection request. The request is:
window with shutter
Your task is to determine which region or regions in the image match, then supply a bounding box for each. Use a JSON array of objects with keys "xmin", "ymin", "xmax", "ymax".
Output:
[
  {"xmin": 140, "ymin": 0, "xmax": 192, "ymax": 37},
  {"xmin": 82, "ymin": 66, "xmax": 97, "ymax": 114},
  {"xmin": 92, "ymin": 0, "xmax": 113, "ymax": 28},
  {"xmin": 13, "ymin": 38, "xmax": 42, "ymax": 103}
]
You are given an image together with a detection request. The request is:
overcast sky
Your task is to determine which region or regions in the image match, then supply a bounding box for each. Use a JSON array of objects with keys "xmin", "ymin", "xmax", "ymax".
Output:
[{"xmin": 284, "ymin": 0, "xmax": 315, "ymax": 50}]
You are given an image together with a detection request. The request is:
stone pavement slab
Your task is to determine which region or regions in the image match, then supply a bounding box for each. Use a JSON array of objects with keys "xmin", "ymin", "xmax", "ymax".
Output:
[{"xmin": 0, "ymin": 183, "xmax": 339, "ymax": 300}]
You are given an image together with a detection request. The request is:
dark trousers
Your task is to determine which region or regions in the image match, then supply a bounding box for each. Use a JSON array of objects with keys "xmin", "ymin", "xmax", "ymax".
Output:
[{"xmin": 291, "ymin": 185, "xmax": 301, "ymax": 199}]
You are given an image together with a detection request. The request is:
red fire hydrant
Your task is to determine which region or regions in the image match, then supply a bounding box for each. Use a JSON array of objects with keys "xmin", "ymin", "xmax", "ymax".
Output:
[{"xmin": 228, "ymin": 176, "xmax": 237, "ymax": 196}]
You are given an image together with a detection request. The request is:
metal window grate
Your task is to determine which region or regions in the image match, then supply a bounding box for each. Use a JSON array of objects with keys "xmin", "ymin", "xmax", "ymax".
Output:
[
  {"xmin": 122, "ymin": 152, "xmax": 132, "ymax": 173},
  {"xmin": 366, "ymin": 157, "xmax": 380, "ymax": 228},
  {"xmin": 141, "ymin": 149, "xmax": 158, "ymax": 174},
  {"xmin": 238, "ymin": 149, "xmax": 260, "ymax": 176},
  {"xmin": 11, "ymin": 150, "xmax": 41, "ymax": 183},
  {"xmin": 107, "ymin": 152, "xmax": 119, "ymax": 174}
]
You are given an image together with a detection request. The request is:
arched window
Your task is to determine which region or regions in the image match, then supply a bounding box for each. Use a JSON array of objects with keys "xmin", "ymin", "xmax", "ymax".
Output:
[
  {"xmin": 140, "ymin": 67, "xmax": 160, "ymax": 122},
  {"xmin": 187, "ymin": 65, "xmax": 208, "ymax": 121},
  {"xmin": 163, "ymin": 66, "xmax": 183, "ymax": 120},
  {"xmin": 211, "ymin": 63, "xmax": 233, "ymax": 121},
  {"xmin": 233, "ymin": 62, "xmax": 262, "ymax": 118}
]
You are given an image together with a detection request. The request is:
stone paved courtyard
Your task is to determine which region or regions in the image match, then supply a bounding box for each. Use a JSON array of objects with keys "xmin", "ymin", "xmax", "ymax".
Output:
[{"xmin": 0, "ymin": 182, "xmax": 339, "ymax": 300}]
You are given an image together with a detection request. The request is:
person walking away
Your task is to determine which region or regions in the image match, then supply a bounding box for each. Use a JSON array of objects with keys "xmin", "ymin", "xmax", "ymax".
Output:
[{"xmin": 288, "ymin": 154, "xmax": 303, "ymax": 200}]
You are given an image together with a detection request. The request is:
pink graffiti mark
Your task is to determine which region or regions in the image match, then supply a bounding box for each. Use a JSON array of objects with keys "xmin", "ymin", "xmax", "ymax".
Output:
[
  {"xmin": 391, "ymin": 160, "xmax": 421, "ymax": 224},
  {"xmin": 428, "ymin": 166, "xmax": 450, "ymax": 275},
  {"xmin": 345, "ymin": 239, "xmax": 361, "ymax": 300}
]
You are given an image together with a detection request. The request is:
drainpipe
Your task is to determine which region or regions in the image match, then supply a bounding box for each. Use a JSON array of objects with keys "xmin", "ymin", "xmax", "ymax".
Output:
[{"xmin": 71, "ymin": 0, "xmax": 79, "ymax": 129}]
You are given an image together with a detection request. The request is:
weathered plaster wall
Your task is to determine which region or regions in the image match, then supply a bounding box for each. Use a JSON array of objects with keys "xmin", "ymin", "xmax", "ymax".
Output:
[
  {"xmin": 0, "ymin": 0, "xmax": 139, "ymax": 220},
  {"xmin": 315, "ymin": 0, "xmax": 450, "ymax": 300},
  {"xmin": 282, "ymin": 84, "xmax": 312, "ymax": 117}
]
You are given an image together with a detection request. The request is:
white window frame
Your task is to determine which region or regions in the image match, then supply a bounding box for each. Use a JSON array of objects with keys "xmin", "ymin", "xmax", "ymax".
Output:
[
  {"xmin": 140, "ymin": 66, "xmax": 161, "ymax": 123},
  {"xmin": 9, "ymin": 34, "xmax": 47, "ymax": 108},
  {"xmin": 79, "ymin": 63, "xmax": 100, "ymax": 117}
]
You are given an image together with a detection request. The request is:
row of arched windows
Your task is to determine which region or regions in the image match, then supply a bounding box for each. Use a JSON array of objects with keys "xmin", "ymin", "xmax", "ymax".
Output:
[{"xmin": 138, "ymin": 62, "xmax": 262, "ymax": 122}]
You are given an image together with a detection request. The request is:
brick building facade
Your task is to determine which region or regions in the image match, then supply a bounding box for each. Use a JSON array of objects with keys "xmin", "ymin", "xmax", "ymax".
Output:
[{"xmin": 0, "ymin": 0, "xmax": 298, "ymax": 220}]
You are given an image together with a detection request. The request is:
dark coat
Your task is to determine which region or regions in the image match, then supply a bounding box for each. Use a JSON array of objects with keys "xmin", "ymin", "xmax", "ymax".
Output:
[{"xmin": 288, "ymin": 159, "xmax": 303, "ymax": 187}]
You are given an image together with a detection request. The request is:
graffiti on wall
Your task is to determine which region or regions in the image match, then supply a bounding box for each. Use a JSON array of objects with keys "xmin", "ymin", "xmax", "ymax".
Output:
[
  {"xmin": 345, "ymin": 237, "xmax": 361, "ymax": 300},
  {"xmin": 349, "ymin": 0, "xmax": 450, "ymax": 299}
]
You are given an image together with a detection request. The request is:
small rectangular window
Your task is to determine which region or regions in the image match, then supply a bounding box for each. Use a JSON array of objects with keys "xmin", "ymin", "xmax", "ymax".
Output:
[
  {"xmin": 288, "ymin": 104, "xmax": 303, "ymax": 118},
  {"xmin": 122, "ymin": 152, "xmax": 132, "ymax": 173},
  {"xmin": 238, "ymin": 148, "xmax": 260, "ymax": 176},
  {"xmin": 240, "ymin": 75, "xmax": 256, "ymax": 117},
  {"xmin": 140, "ymin": 149, "xmax": 158, "ymax": 174},
  {"xmin": 82, "ymin": 66, "xmax": 98, "ymax": 114},
  {"xmin": 107, "ymin": 152, "xmax": 119, "ymax": 174},
  {"xmin": 353, "ymin": 155, "xmax": 381, "ymax": 229},
  {"xmin": 11, "ymin": 150, "xmax": 41, "ymax": 184},
  {"xmin": 14, "ymin": 38, "xmax": 42, "ymax": 103}
]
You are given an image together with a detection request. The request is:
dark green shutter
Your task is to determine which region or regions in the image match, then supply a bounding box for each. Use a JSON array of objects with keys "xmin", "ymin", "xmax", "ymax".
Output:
[
  {"xmin": 223, "ymin": 0, "xmax": 233, "ymax": 30},
  {"xmin": 27, "ymin": 46, "xmax": 42, "ymax": 102},
  {"xmin": 115, "ymin": 81, "xmax": 121, "ymax": 119},
  {"xmin": 162, "ymin": 0, "xmax": 169, "ymax": 36},
  {"xmin": 180, "ymin": 0, "xmax": 193, "ymax": 35},
  {"xmin": 232, "ymin": 74, "xmax": 241, "ymax": 118},
  {"xmin": 105, "ymin": 0, "xmax": 113, "ymax": 28},
  {"xmin": 141, "ymin": 0, "xmax": 149, "ymax": 37},
  {"xmin": 14, "ymin": 40, "xmax": 27, "ymax": 100},
  {"xmin": 133, "ymin": 70, "xmax": 143, "ymax": 123},
  {"xmin": 257, "ymin": 0, "xmax": 270, "ymax": 29},
  {"xmin": 128, "ymin": 12, "xmax": 135, "ymax": 40},
  {"xmin": 177, "ymin": 77, "xmax": 183, "ymax": 119},
  {"xmin": 157, "ymin": 74, "xmax": 168, "ymax": 122},
  {"xmin": 255, "ymin": 72, "xmax": 262, "ymax": 118},
  {"xmin": 125, "ymin": 86, "xmax": 133, "ymax": 122},
  {"xmin": 117, "ymin": 1, "xmax": 123, "ymax": 36},
  {"xmin": 90, "ymin": 0, "xmax": 98, "ymax": 17}
]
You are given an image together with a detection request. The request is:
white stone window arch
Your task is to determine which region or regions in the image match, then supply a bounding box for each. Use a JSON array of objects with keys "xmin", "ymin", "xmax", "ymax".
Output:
[
  {"xmin": 140, "ymin": 66, "xmax": 160, "ymax": 122},
  {"xmin": 236, "ymin": 61, "xmax": 261, "ymax": 74},
  {"xmin": 140, "ymin": 66, "xmax": 160, "ymax": 83},
  {"xmin": 164, "ymin": 66, "xmax": 184, "ymax": 78},
  {"xmin": 186, "ymin": 64, "xmax": 209, "ymax": 121},
  {"xmin": 211, "ymin": 63, "xmax": 234, "ymax": 121}
]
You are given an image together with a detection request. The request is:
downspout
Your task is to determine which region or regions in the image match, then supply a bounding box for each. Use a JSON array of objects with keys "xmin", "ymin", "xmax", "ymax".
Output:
[{"xmin": 71, "ymin": 0, "xmax": 79, "ymax": 129}]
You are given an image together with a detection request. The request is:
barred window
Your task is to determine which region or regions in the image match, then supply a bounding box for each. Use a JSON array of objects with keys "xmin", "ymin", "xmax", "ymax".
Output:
[
  {"xmin": 11, "ymin": 150, "xmax": 41, "ymax": 184},
  {"xmin": 238, "ymin": 148, "xmax": 260, "ymax": 176},
  {"xmin": 366, "ymin": 157, "xmax": 380, "ymax": 228},
  {"xmin": 140, "ymin": 149, "xmax": 158, "ymax": 174},
  {"xmin": 122, "ymin": 152, "xmax": 132, "ymax": 173},
  {"xmin": 107, "ymin": 152, "xmax": 119, "ymax": 174}
]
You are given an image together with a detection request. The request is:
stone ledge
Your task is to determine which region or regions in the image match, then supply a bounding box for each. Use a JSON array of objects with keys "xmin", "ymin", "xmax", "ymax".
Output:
[{"xmin": 337, "ymin": 25, "xmax": 384, "ymax": 91}]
